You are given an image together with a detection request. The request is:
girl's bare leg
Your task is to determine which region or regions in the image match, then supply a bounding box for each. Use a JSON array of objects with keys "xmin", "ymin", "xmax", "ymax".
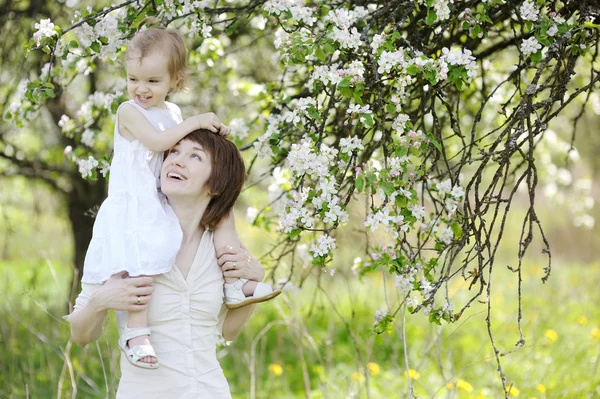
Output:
[{"xmin": 127, "ymin": 279, "xmax": 156, "ymax": 364}]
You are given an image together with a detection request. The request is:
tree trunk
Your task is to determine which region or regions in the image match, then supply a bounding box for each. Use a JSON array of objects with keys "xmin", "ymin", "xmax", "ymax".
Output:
[{"xmin": 66, "ymin": 178, "xmax": 107, "ymax": 305}]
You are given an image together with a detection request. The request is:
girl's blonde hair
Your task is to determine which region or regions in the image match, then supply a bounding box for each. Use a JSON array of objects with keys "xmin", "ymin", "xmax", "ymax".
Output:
[{"xmin": 125, "ymin": 17, "xmax": 188, "ymax": 93}]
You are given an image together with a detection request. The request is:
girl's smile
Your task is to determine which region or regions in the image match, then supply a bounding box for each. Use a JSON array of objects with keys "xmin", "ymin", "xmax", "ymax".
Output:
[{"xmin": 126, "ymin": 50, "xmax": 177, "ymax": 109}]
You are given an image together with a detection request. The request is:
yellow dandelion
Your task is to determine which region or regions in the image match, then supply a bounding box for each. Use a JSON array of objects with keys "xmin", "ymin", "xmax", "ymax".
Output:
[
  {"xmin": 544, "ymin": 329, "xmax": 558, "ymax": 342},
  {"xmin": 507, "ymin": 386, "xmax": 520, "ymax": 397},
  {"xmin": 446, "ymin": 382, "xmax": 454, "ymax": 390},
  {"xmin": 268, "ymin": 363, "xmax": 283, "ymax": 376},
  {"xmin": 404, "ymin": 369, "xmax": 420, "ymax": 380},
  {"xmin": 367, "ymin": 362, "xmax": 380, "ymax": 376},
  {"xmin": 578, "ymin": 316, "xmax": 588, "ymax": 326},
  {"xmin": 592, "ymin": 328, "xmax": 600, "ymax": 340},
  {"xmin": 536, "ymin": 384, "xmax": 546, "ymax": 393},
  {"xmin": 456, "ymin": 379, "xmax": 473, "ymax": 392},
  {"xmin": 351, "ymin": 371, "xmax": 365, "ymax": 382}
]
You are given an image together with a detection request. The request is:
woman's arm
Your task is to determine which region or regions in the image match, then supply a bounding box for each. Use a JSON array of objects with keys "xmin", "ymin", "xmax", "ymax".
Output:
[
  {"xmin": 69, "ymin": 272, "xmax": 154, "ymax": 346},
  {"xmin": 118, "ymin": 104, "xmax": 223, "ymax": 152},
  {"xmin": 216, "ymin": 246, "xmax": 267, "ymax": 341},
  {"xmin": 221, "ymin": 304, "xmax": 256, "ymax": 341}
]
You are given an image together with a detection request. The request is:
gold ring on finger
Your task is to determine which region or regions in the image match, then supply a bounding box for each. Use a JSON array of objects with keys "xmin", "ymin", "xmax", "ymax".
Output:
[{"xmin": 136, "ymin": 296, "xmax": 141, "ymax": 305}]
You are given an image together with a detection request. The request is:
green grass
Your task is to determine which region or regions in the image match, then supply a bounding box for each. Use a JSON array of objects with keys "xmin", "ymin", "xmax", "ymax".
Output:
[{"xmin": 1, "ymin": 254, "xmax": 600, "ymax": 398}]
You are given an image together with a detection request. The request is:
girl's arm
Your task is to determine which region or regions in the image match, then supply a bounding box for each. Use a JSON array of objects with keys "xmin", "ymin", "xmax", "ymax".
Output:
[
  {"xmin": 118, "ymin": 104, "xmax": 223, "ymax": 152},
  {"xmin": 69, "ymin": 272, "xmax": 154, "ymax": 346},
  {"xmin": 216, "ymin": 242, "xmax": 267, "ymax": 341},
  {"xmin": 213, "ymin": 210, "xmax": 241, "ymax": 253}
]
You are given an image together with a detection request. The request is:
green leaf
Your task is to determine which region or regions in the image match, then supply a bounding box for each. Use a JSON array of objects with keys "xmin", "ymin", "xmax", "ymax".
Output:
[
  {"xmin": 340, "ymin": 86, "xmax": 353, "ymax": 98},
  {"xmin": 90, "ymin": 41, "xmax": 100, "ymax": 53},
  {"xmin": 323, "ymin": 43, "xmax": 336, "ymax": 53},
  {"xmin": 386, "ymin": 104, "xmax": 396, "ymax": 113},
  {"xmin": 381, "ymin": 180, "xmax": 395, "ymax": 196},
  {"xmin": 406, "ymin": 64, "xmax": 420, "ymax": 76},
  {"xmin": 355, "ymin": 176, "xmax": 365, "ymax": 192},
  {"xmin": 289, "ymin": 228, "xmax": 302, "ymax": 240},
  {"xmin": 353, "ymin": 90, "xmax": 364, "ymax": 105},
  {"xmin": 429, "ymin": 312, "xmax": 442, "ymax": 325},
  {"xmin": 450, "ymin": 221, "xmax": 463, "ymax": 240},
  {"xmin": 426, "ymin": 10, "xmax": 437, "ymax": 26},
  {"xmin": 395, "ymin": 195, "xmax": 407, "ymax": 208},
  {"xmin": 530, "ymin": 50, "xmax": 542, "ymax": 64},
  {"xmin": 69, "ymin": 40, "xmax": 79, "ymax": 48},
  {"xmin": 338, "ymin": 78, "xmax": 351, "ymax": 88},
  {"xmin": 315, "ymin": 47, "xmax": 326, "ymax": 61},
  {"xmin": 429, "ymin": 137, "xmax": 442, "ymax": 152},
  {"xmin": 361, "ymin": 113, "xmax": 374, "ymax": 128},
  {"xmin": 396, "ymin": 146, "xmax": 409, "ymax": 157}
]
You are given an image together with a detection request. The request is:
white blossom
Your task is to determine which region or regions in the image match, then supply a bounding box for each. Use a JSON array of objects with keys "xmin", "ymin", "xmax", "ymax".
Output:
[
  {"xmin": 521, "ymin": 36, "xmax": 542, "ymax": 56},
  {"xmin": 408, "ymin": 204, "xmax": 426, "ymax": 221},
  {"xmin": 310, "ymin": 234, "xmax": 337, "ymax": 257},
  {"xmin": 33, "ymin": 19, "xmax": 57, "ymax": 47},
  {"xmin": 392, "ymin": 113, "xmax": 410, "ymax": 134},
  {"xmin": 406, "ymin": 296, "xmax": 420, "ymax": 308},
  {"xmin": 340, "ymin": 136, "xmax": 364, "ymax": 154},
  {"xmin": 373, "ymin": 309, "xmax": 387, "ymax": 325},
  {"xmin": 81, "ymin": 128, "xmax": 95, "ymax": 147},
  {"xmin": 519, "ymin": 0, "xmax": 539, "ymax": 21},
  {"xmin": 246, "ymin": 207, "xmax": 258, "ymax": 223},
  {"xmin": 439, "ymin": 226, "xmax": 454, "ymax": 244},
  {"xmin": 99, "ymin": 160, "xmax": 110, "ymax": 177},
  {"xmin": 377, "ymin": 50, "xmax": 405, "ymax": 74},
  {"xmin": 229, "ymin": 118, "xmax": 250, "ymax": 140},
  {"xmin": 371, "ymin": 34, "xmax": 385, "ymax": 54},
  {"xmin": 77, "ymin": 156, "xmax": 98, "ymax": 178}
]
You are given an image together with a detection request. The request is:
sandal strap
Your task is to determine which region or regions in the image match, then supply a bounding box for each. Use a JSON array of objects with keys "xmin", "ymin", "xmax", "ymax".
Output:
[
  {"xmin": 130, "ymin": 344, "xmax": 156, "ymax": 359},
  {"xmin": 121, "ymin": 326, "xmax": 152, "ymax": 342},
  {"xmin": 233, "ymin": 278, "xmax": 249, "ymax": 290}
]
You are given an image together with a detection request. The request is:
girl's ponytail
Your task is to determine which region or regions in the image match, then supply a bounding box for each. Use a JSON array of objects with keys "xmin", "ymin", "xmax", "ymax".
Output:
[{"xmin": 137, "ymin": 16, "xmax": 162, "ymax": 33}]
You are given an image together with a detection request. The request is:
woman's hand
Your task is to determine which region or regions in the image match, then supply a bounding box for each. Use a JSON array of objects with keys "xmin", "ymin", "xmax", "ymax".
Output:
[
  {"xmin": 216, "ymin": 246, "xmax": 265, "ymax": 282},
  {"xmin": 91, "ymin": 271, "xmax": 155, "ymax": 312}
]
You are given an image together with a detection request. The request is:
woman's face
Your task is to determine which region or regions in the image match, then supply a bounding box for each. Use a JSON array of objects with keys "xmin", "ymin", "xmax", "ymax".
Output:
[{"xmin": 160, "ymin": 139, "xmax": 213, "ymax": 199}]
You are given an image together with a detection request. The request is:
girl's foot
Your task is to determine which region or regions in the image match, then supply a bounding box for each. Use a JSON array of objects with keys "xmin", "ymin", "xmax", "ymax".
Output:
[
  {"xmin": 242, "ymin": 280, "xmax": 258, "ymax": 297},
  {"xmin": 224, "ymin": 278, "xmax": 281, "ymax": 309},
  {"xmin": 127, "ymin": 335, "xmax": 157, "ymax": 365}
]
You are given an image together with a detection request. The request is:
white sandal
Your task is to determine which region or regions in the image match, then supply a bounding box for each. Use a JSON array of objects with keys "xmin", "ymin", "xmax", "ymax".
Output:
[
  {"xmin": 118, "ymin": 326, "xmax": 159, "ymax": 369},
  {"xmin": 224, "ymin": 278, "xmax": 281, "ymax": 309}
]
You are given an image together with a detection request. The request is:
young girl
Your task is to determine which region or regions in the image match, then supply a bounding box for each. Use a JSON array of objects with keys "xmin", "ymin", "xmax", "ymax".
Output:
[{"xmin": 81, "ymin": 19, "xmax": 279, "ymax": 370}]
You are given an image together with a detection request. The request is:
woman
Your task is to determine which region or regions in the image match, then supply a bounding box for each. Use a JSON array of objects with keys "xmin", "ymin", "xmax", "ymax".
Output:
[{"xmin": 67, "ymin": 129, "xmax": 265, "ymax": 398}]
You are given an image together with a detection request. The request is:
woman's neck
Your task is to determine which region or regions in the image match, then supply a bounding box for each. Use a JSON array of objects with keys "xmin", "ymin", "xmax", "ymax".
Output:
[{"xmin": 168, "ymin": 195, "xmax": 210, "ymax": 243}]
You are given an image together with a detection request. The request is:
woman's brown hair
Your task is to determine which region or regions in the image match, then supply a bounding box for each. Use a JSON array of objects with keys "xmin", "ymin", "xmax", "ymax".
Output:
[
  {"xmin": 173, "ymin": 129, "xmax": 246, "ymax": 230},
  {"xmin": 125, "ymin": 17, "xmax": 188, "ymax": 92}
]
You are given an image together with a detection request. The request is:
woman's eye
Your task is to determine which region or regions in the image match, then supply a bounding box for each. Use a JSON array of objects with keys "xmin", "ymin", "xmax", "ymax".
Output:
[
  {"xmin": 150, "ymin": 80, "xmax": 158, "ymax": 83},
  {"xmin": 128, "ymin": 78, "xmax": 137, "ymax": 82},
  {"xmin": 192, "ymin": 154, "xmax": 201, "ymax": 160}
]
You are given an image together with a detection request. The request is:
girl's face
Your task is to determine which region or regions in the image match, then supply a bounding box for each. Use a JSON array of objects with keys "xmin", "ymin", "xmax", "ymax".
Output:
[
  {"xmin": 160, "ymin": 139, "xmax": 213, "ymax": 200},
  {"xmin": 126, "ymin": 50, "xmax": 177, "ymax": 109}
]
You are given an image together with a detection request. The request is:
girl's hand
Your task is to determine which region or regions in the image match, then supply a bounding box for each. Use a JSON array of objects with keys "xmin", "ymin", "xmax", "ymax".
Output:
[
  {"xmin": 91, "ymin": 271, "xmax": 155, "ymax": 312},
  {"xmin": 216, "ymin": 246, "xmax": 265, "ymax": 282},
  {"xmin": 219, "ymin": 124, "xmax": 231, "ymax": 136},
  {"xmin": 194, "ymin": 113, "xmax": 222, "ymax": 133}
]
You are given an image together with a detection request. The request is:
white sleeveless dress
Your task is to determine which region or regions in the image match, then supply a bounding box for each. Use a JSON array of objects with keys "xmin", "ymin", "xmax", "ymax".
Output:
[{"xmin": 81, "ymin": 100, "xmax": 184, "ymax": 283}]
